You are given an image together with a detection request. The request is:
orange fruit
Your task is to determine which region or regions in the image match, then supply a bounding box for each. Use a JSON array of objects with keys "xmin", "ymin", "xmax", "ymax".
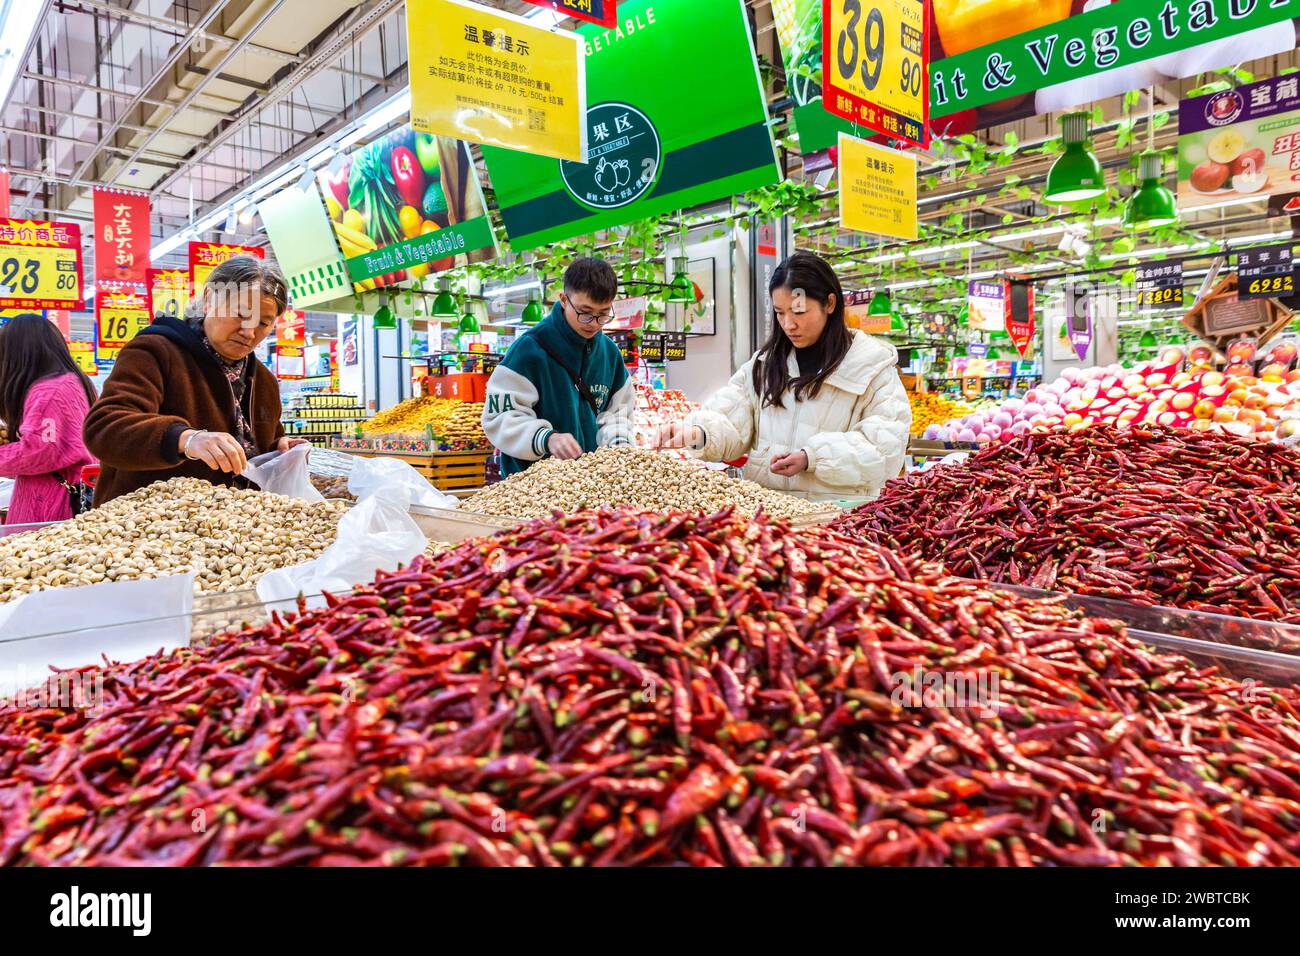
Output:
[{"xmin": 400, "ymin": 205, "xmax": 422, "ymax": 239}]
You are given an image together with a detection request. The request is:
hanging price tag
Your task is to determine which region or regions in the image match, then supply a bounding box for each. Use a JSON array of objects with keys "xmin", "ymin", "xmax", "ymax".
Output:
[
  {"xmin": 96, "ymin": 286, "xmax": 152, "ymax": 362},
  {"xmin": 1135, "ymin": 261, "xmax": 1185, "ymax": 308},
  {"xmin": 0, "ymin": 219, "xmax": 85, "ymax": 310},
  {"xmin": 1237, "ymin": 244, "xmax": 1294, "ymax": 300},
  {"xmin": 822, "ymin": 0, "xmax": 929, "ymax": 149},
  {"xmin": 640, "ymin": 332, "xmax": 665, "ymax": 363},
  {"xmin": 663, "ymin": 331, "xmax": 687, "ymax": 362}
]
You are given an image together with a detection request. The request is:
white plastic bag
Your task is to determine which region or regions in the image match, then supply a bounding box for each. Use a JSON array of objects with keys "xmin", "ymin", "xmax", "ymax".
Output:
[
  {"xmin": 347, "ymin": 454, "xmax": 460, "ymax": 510},
  {"xmin": 256, "ymin": 491, "xmax": 427, "ymax": 611},
  {"xmin": 242, "ymin": 444, "xmax": 323, "ymax": 502}
]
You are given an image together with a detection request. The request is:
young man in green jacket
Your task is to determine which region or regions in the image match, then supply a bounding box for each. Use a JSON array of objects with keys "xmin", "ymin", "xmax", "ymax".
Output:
[{"xmin": 482, "ymin": 258, "xmax": 636, "ymax": 476}]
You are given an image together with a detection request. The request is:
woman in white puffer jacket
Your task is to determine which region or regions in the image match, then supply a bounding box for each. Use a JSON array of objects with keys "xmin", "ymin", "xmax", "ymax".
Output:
[{"xmin": 657, "ymin": 251, "xmax": 911, "ymax": 501}]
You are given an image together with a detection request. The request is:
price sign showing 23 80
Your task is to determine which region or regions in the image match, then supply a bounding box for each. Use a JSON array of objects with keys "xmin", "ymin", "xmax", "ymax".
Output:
[{"xmin": 822, "ymin": 0, "xmax": 929, "ymax": 150}]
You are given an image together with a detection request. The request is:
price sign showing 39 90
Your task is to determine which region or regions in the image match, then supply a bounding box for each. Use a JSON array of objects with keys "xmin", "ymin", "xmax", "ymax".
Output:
[{"xmin": 822, "ymin": 0, "xmax": 929, "ymax": 150}]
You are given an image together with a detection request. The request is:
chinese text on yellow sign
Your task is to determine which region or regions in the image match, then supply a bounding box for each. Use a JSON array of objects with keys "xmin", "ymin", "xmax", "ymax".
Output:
[
  {"xmin": 408, "ymin": 0, "xmax": 587, "ymax": 162},
  {"xmin": 837, "ymin": 133, "xmax": 916, "ymax": 241}
]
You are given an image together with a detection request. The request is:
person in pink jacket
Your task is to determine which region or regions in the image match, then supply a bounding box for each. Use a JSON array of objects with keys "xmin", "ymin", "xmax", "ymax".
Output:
[{"xmin": 0, "ymin": 314, "xmax": 97, "ymax": 524}]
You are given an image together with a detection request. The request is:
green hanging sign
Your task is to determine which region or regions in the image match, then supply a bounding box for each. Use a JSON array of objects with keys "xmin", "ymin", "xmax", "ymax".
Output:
[{"xmin": 483, "ymin": 0, "xmax": 780, "ymax": 250}]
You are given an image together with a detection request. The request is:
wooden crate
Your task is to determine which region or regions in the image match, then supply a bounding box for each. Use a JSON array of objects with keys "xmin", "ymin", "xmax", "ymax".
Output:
[{"xmin": 343, "ymin": 449, "xmax": 492, "ymax": 491}]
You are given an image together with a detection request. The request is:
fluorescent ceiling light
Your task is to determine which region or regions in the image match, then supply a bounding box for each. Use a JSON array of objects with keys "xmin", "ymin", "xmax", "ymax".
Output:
[
  {"xmin": 524, "ymin": 5, "xmax": 564, "ymax": 24},
  {"xmin": 486, "ymin": 279, "xmax": 542, "ymax": 299},
  {"xmin": 866, "ymin": 252, "xmax": 905, "ymax": 264},
  {"xmin": 0, "ymin": 0, "xmax": 46, "ymax": 113},
  {"xmin": 1226, "ymin": 231, "xmax": 1293, "ymax": 246},
  {"xmin": 1184, "ymin": 194, "xmax": 1270, "ymax": 215},
  {"xmin": 910, "ymin": 240, "xmax": 977, "ymax": 258}
]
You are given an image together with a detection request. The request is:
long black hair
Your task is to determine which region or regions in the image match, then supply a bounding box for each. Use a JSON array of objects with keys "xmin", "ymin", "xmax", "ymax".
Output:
[
  {"xmin": 752, "ymin": 251, "xmax": 852, "ymax": 408},
  {"xmin": 0, "ymin": 314, "xmax": 98, "ymax": 438}
]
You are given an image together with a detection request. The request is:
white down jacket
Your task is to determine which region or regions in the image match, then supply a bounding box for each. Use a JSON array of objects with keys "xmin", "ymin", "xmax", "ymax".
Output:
[{"xmin": 685, "ymin": 330, "xmax": 911, "ymax": 500}]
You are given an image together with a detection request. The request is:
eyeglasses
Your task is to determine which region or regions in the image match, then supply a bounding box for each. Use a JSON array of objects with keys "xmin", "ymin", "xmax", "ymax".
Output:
[{"xmin": 564, "ymin": 296, "xmax": 616, "ymax": 326}]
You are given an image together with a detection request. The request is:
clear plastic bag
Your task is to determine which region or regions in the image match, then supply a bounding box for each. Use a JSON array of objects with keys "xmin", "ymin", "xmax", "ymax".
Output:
[
  {"xmin": 241, "ymin": 444, "xmax": 324, "ymax": 502},
  {"xmin": 256, "ymin": 490, "xmax": 426, "ymax": 611},
  {"xmin": 346, "ymin": 454, "xmax": 461, "ymax": 510}
]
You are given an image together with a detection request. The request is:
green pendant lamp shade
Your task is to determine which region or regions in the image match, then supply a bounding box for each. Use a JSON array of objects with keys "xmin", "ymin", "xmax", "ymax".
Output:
[
  {"xmin": 868, "ymin": 290, "xmax": 892, "ymax": 315},
  {"xmin": 521, "ymin": 296, "xmax": 545, "ymax": 326},
  {"xmin": 1138, "ymin": 329, "xmax": 1158, "ymax": 348},
  {"xmin": 1123, "ymin": 151, "xmax": 1178, "ymax": 230},
  {"xmin": 432, "ymin": 278, "xmax": 459, "ymax": 318},
  {"xmin": 986, "ymin": 346, "xmax": 1002, "ymax": 360},
  {"xmin": 889, "ymin": 309, "xmax": 906, "ymax": 333},
  {"xmin": 458, "ymin": 309, "xmax": 481, "ymax": 335},
  {"xmin": 666, "ymin": 256, "xmax": 695, "ymax": 304},
  {"xmin": 957, "ymin": 301, "xmax": 969, "ymax": 326},
  {"xmin": 1043, "ymin": 112, "xmax": 1106, "ymax": 204},
  {"xmin": 373, "ymin": 298, "xmax": 397, "ymax": 330}
]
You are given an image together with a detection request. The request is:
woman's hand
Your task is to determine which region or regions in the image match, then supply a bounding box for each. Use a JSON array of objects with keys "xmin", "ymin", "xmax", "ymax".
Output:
[
  {"xmin": 769, "ymin": 450, "xmax": 809, "ymax": 477},
  {"xmin": 181, "ymin": 430, "xmax": 248, "ymax": 474},
  {"xmin": 277, "ymin": 436, "xmax": 311, "ymax": 452},
  {"xmin": 656, "ymin": 422, "xmax": 703, "ymax": 450}
]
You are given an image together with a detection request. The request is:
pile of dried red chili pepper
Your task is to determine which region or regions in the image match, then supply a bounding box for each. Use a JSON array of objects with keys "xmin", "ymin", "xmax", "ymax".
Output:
[
  {"xmin": 3, "ymin": 505, "xmax": 1300, "ymax": 866},
  {"xmin": 834, "ymin": 425, "xmax": 1300, "ymax": 628}
]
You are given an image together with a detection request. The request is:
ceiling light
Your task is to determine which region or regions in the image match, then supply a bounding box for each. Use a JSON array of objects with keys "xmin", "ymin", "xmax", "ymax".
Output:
[
  {"xmin": 373, "ymin": 298, "xmax": 397, "ymax": 330},
  {"xmin": 1123, "ymin": 151, "xmax": 1178, "ymax": 231},
  {"xmin": 432, "ymin": 278, "xmax": 459, "ymax": 318},
  {"xmin": 889, "ymin": 309, "xmax": 906, "ymax": 333},
  {"xmin": 238, "ymin": 204, "xmax": 257, "ymax": 226},
  {"xmin": 868, "ymin": 290, "xmax": 892, "ymax": 315},
  {"xmin": 521, "ymin": 297, "xmax": 545, "ymax": 326},
  {"xmin": 666, "ymin": 257, "xmax": 695, "ymax": 304},
  {"xmin": 1138, "ymin": 329, "xmax": 1158, "ymax": 348},
  {"xmin": 458, "ymin": 309, "xmax": 481, "ymax": 335},
  {"xmin": 1043, "ymin": 112, "xmax": 1106, "ymax": 204}
]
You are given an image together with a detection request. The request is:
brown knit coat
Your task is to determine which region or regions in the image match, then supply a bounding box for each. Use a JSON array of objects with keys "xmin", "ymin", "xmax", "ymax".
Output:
[{"xmin": 83, "ymin": 316, "xmax": 285, "ymax": 505}]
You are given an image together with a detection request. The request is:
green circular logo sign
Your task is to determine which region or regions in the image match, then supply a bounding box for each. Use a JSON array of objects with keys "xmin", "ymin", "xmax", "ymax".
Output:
[{"xmin": 561, "ymin": 102, "xmax": 661, "ymax": 210}]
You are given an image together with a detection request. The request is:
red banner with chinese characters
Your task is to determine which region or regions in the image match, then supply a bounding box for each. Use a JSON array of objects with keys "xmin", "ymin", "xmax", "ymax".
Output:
[
  {"xmin": 276, "ymin": 308, "xmax": 305, "ymax": 347},
  {"xmin": 188, "ymin": 241, "xmax": 265, "ymax": 296},
  {"xmin": 519, "ymin": 0, "xmax": 616, "ymax": 28},
  {"xmin": 93, "ymin": 186, "xmax": 151, "ymax": 284},
  {"xmin": 1004, "ymin": 277, "xmax": 1036, "ymax": 359},
  {"xmin": 0, "ymin": 219, "xmax": 85, "ymax": 310}
]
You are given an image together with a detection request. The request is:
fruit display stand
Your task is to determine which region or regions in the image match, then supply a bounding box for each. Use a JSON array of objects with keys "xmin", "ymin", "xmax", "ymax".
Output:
[
  {"xmin": 282, "ymin": 392, "xmax": 368, "ymax": 446},
  {"xmin": 330, "ymin": 439, "xmax": 492, "ymax": 492}
]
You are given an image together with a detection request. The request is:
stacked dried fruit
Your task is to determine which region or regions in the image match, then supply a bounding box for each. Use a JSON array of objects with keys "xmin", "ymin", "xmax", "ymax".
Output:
[
  {"xmin": 4, "ymin": 508, "xmax": 1300, "ymax": 866},
  {"xmin": 0, "ymin": 478, "xmax": 346, "ymax": 602},
  {"xmin": 833, "ymin": 425, "xmax": 1300, "ymax": 627},
  {"xmin": 363, "ymin": 397, "xmax": 488, "ymax": 448},
  {"xmin": 464, "ymin": 447, "xmax": 829, "ymax": 520}
]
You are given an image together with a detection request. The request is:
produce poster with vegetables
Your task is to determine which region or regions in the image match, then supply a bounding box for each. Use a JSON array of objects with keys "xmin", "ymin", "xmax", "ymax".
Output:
[
  {"xmin": 318, "ymin": 124, "xmax": 496, "ymax": 292},
  {"xmin": 483, "ymin": 0, "xmax": 779, "ymax": 250},
  {"xmin": 407, "ymin": 0, "xmax": 588, "ymax": 162},
  {"xmin": 1179, "ymin": 73, "xmax": 1300, "ymax": 211},
  {"xmin": 0, "ymin": 219, "xmax": 85, "ymax": 311}
]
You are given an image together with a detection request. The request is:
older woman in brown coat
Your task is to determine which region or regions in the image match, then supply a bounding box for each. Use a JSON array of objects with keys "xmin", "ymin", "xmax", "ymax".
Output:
[{"xmin": 84, "ymin": 256, "xmax": 307, "ymax": 505}]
